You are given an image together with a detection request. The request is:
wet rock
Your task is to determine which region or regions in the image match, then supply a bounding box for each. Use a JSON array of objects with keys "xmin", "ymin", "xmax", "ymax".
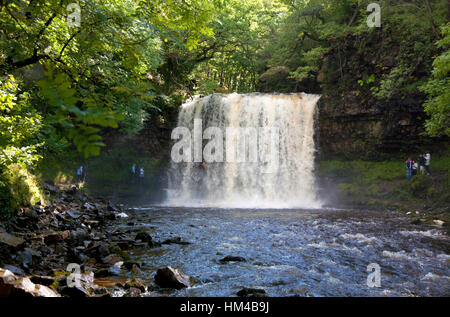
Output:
[
  {"xmin": 411, "ymin": 218, "xmax": 422, "ymax": 225},
  {"xmin": 433, "ymin": 219, "xmax": 444, "ymax": 227},
  {"xmin": 0, "ymin": 268, "xmax": 18, "ymax": 285},
  {"xmin": 43, "ymin": 183, "xmax": 58, "ymax": 194},
  {"xmin": 101, "ymin": 254, "xmax": 123, "ymax": 265},
  {"xmin": 131, "ymin": 264, "xmax": 141, "ymax": 275},
  {"xmin": 82, "ymin": 202, "xmax": 96, "ymax": 212},
  {"xmin": 116, "ymin": 239, "xmax": 134, "ymax": 250},
  {"xmin": 161, "ymin": 237, "xmax": 191, "ymax": 245},
  {"xmin": 94, "ymin": 269, "xmax": 116, "ymax": 278},
  {"xmin": 154, "ymin": 266, "xmax": 190, "ymax": 289},
  {"xmin": 92, "ymin": 287, "xmax": 111, "ymax": 297},
  {"xmin": 85, "ymin": 242, "xmax": 110, "ymax": 260},
  {"xmin": 17, "ymin": 248, "xmax": 35, "ymax": 268},
  {"xmin": 66, "ymin": 186, "xmax": 77, "ymax": 195},
  {"xmin": 123, "ymin": 278, "xmax": 146, "ymax": 292},
  {"xmin": 0, "ymin": 269, "xmax": 60, "ymax": 297},
  {"xmin": 59, "ymin": 285, "xmax": 88, "ymax": 298},
  {"xmin": 0, "ymin": 231, "xmax": 26, "ymax": 249},
  {"xmin": 97, "ymin": 244, "xmax": 110, "ymax": 258},
  {"xmin": 127, "ymin": 287, "xmax": 142, "ymax": 297},
  {"xmin": 43, "ymin": 230, "xmax": 70, "ymax": 245},
  {"xmin": 123, "ymin": 262, "xmax": 141, "ymax": 271},
  {"xmin": 67, "ymin": 248, "xmax": 89, "ymax": 263},
  {"xmin": 4, "ymin": 265, "xmax": 24, "ymax": 276},
  {"xmin": 135, "ymin": 232, "xmax": 152, "ymax": 243},
  {"xmin": 236, "ymin": 287, "xmax": 266, "ymax": 297},
  {"xmin": 66, "ymin": 210, "xmax": 81, "ymax": 219},
  {"xmin": 219, "ymin": 256, "xmax": 246, "ymax": 263},
  {"xmin": 107, "ymin": 204, "xmax": 117, "ymax": 212},
  {"xmin": 23, "ymin": 208, "xmax": 39, "ymax": 219},
  {"xmin": 30, "ymin": 275, "xmax": 55, "ymax": 287},
  {"xmin": 70, "ymin": 229, "xmax": 90, "ymax": 246}
]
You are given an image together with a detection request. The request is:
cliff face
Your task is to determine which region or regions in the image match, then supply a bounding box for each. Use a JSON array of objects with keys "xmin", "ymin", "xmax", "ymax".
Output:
[
  {"xmin": 317, "ymin": 91, "xmax": 448, "ymax": 160},
  {"xmin": 316, "ymin": 34, "xmax": 448, "ymax": 161}
]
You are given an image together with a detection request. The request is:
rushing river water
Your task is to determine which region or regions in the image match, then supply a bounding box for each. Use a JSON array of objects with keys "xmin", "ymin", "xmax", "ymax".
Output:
[{"xmin": 110, "ymin": 207, "xmax": 450, "ymax": 297}]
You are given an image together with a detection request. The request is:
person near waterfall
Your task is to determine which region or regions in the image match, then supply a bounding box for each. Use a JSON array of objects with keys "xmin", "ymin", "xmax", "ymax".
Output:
[
  {"xmin": 77, "ymin": 166, "xmax": 83, "ymax": 183},
  {"xmin": 405, "ymin": 158, "xmax": 413, "ymax": 181},
  {"xmin": 424, "ymin": 153, "xmax": 431, "ymax": 175},
  {"xmin": 418, "ymin": 154, "xmax": 426, "ymax": 175},
  {"xmin": 139, "ymin": 167, "xmax": 144, "ymax": 182}
]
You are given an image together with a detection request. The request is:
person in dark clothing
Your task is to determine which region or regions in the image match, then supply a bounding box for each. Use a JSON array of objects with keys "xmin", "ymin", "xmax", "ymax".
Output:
[
  {"xmin": 405, "ymin": 158, "xmax": 413, "ymax": 181},
  {"xmin": 418, "ymin": 154, "xmax": 426, "ymax": 175}
]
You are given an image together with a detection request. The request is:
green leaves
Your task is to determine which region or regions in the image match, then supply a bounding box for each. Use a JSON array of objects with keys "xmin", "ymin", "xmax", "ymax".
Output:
[
  {"xmin": 421, "ymin": 23, "xmax": 450, "ymax": 137},
  {"xmin": 0, "ymin": 76, "xmax": 42, "ymax": 168},
  {"xmin": 37, "ymin": 70, "xmax": 122, "ymax": 158}
]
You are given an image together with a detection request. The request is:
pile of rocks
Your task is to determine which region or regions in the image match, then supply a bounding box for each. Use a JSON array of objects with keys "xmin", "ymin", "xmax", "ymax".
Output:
[{"xmin": 0, "ymin": 183, "xmax": 150, "ymax": 297}]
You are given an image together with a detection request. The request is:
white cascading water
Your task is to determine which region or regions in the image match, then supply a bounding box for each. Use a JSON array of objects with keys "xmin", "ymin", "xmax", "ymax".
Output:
[{"xmin": 166, "ymin": 92, "xmax": 322, "ymax": 208}]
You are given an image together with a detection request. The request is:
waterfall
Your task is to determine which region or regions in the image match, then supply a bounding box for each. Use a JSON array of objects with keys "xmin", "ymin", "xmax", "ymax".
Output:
[{"xmin": 166, "ymin": 92, "xmax": 322, "ymax": 208}]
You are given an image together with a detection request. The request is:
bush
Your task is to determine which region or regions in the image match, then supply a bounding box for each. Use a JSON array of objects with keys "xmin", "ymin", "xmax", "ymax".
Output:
[
  {"xmin": 0, "ymin": 173, "xmax": 14, "ymax": 222},
  {"xmin": 0, "ymin": 164, "xmax": 44, "ymax": 222},
  {"xmin": 409, "ymin": 174, "xmax": 434, "ymax": 199}
]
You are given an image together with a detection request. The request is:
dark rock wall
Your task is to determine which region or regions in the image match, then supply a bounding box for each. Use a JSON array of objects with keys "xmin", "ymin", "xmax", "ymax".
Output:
[{"xmin": 317, "ymin": 92, "xmax": 448, "ymax": 160}]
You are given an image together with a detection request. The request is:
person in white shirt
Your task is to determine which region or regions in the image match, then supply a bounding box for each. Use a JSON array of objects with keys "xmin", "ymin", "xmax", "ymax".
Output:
[{"xmin": 424, "ymin": 153, "xmax": 431, "ymax": 175}]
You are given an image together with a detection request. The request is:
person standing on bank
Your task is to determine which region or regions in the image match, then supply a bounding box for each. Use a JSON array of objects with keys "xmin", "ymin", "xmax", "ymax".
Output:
[
  {"xmin": 424, "ymin": 153, "xmax": 431, "ymax": 175},
  {"xmin": 418, "ymin": 154, "xmax": 426, "ymax": 175},
  {"xmin": 77, "ymin": 166, "xmax": 83, "ymax": 183},
  {"xmin": 405, "ymin": 158, "xmax": 413, "ymax": 181}
]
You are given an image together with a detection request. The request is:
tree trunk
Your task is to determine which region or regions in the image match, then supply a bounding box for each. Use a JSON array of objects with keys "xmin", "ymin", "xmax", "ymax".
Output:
[{"xmin": 424, "ymin": 0, "xmax": 441, "ymax": 39}]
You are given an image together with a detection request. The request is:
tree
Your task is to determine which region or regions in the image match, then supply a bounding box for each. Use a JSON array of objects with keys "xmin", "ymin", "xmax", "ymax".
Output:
[
  {"xmin": 421, "ymin": 23, "xmax": 450, "ymax": 137},
  {"xmin": 0, "ymin": 0, "xmax": 219, "ymax": 158}
]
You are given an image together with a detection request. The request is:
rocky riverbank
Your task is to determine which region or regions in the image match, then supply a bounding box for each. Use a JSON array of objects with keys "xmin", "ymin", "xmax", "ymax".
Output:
[{"xmin": 0, "ymin": 183, "xmax": 196, "ymax": 297}]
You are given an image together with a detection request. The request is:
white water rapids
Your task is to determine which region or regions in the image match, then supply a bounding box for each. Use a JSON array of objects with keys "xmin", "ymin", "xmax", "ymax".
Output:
[{"xmin": 166, "ymin": 93, "xmax": 322, "ymax": 208}]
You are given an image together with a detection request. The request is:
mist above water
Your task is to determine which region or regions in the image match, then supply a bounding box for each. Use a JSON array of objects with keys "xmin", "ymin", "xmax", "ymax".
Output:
[{"xmin": 167, "ymin": 93, "xmax": 322, "ymax": 208}]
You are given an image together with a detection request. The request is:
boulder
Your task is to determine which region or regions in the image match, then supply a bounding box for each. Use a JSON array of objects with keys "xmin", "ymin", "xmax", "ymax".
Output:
[
  {"xmin": 0, "ymin": 268, "xmax": 60, "ymax": 297},
  {"xmin": 101, "ymin": 254, "xmax": 123, "ymax": 265},
  {"xmin": 43, "ymin": 183, "xmax": 58, "ymax": 194},
  {"xmin": 135, "ymin": 232, "xmax": 152, "ymax": 243},
  {"xmin": 0, "ymin": 231, "xmax": 25, "ymax": 249},
  {"xmin": 43, "ymin": 230, "xmax": 70, "ymax": 245},
  {"xmin": 219, "ymin": 256, "xmax": 246, "ymax": 263},
  {"xmin": 154, "ymin": 267, "xmax": 190, "ymax": 289},
  {"xmin": 161, "ymin": 237, "xmax": 191, "ymax": 245},
  {"xmin": 127, "ymin": 287, "xmax": 142, "ymax": 297},
  {"xmin": 29, "ymin": 275, "xmax": 55, "ymax": 286},
  {"xmin": 4, "ymin": 265, "xmax": 24, "ymax": 276},
  {"xmin": 236, "ymin": 287, "xmax": 266, "ymax": 297},
  {"xmin": 433, "ymin": 219, "xmax": 444, "ymax": 227},
  {"xmin": 122, "ymin": 278, "xmax": 146, "ymax": 292},
  {"xmin": 66, "ymin": 210, "xmax": 81, "ymax": 219},
  {"xmin": 131, "ymin": 264, "xmax": 141, "ymax": 275}
]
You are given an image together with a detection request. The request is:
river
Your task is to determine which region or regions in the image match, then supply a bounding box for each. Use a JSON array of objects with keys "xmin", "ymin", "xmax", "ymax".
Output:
[{"xmin": 109, "ymin": 206, "xmax": 450, "ymax": 297}]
